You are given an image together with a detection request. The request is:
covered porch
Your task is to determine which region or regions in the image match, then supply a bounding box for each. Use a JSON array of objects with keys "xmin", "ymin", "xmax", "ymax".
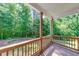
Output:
[{"xmin": 0, "ymin": 3, "xmax": 79, "ymax": 56}]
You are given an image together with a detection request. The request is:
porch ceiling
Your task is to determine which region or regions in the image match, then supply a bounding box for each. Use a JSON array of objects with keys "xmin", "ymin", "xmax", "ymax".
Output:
[{"xmin": 29, "ymin": 3, "xmax": 79, "ymax": 19}]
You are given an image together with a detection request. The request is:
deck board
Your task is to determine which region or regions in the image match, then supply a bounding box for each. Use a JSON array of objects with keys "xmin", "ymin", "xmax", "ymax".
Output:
[{"xmin": 42, "ymin": 43, "xmax": 79, "ymax": 56}]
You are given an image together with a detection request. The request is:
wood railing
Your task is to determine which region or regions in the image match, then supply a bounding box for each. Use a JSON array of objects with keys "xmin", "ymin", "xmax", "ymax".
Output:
[
  {"xmin": 0, "ymin": 35, "xmax": 52, "ymax": 56},
  {"xmin": 0, "ymin": 35, "xmax": 79, "ymax": 56},
  {"xmin": 53, "ymin": 35, "xmax": 79, "ymax": 51}
]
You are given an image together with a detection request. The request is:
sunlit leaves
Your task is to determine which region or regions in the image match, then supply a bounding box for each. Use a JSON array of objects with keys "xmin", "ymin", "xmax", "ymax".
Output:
[{"xmin": 53, "ymin": 13, "xmax": 79, "ymax": 36}]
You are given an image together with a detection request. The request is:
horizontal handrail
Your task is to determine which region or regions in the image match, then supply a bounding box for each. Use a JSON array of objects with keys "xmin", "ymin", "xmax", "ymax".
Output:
[
  {"xmin": 53, "ymin": 35, "xmax": 79, "ymax": 51},
  {"xmin": 1, "ymin": 35, "xmax": 78, "ymax": 56},
  {"xmin": 0, "ymin": 35, "xmax": 52, "ymax": 56},
  {"xmin": 53, "ymin": 35, "xmax": 79, "ymax": 39},
  {"xmin": 0, "ymin": 38, "xmax": 40, "ymax": 53}
]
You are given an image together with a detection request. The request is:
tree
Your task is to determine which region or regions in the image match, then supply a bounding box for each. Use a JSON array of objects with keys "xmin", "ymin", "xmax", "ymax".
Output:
[
  {"xmin": 53, "ymin": 13, "xmax": 79, "ymax": 36},
  {"xmin": 0, "ymin": 4, "xmax": 32, "ymax": 40}
]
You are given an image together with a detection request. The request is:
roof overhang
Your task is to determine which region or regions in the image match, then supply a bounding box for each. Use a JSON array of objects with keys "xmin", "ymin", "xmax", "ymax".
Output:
[{"xmin": 29, "ymin": 3, "xmax": 79, "ymax": 19}]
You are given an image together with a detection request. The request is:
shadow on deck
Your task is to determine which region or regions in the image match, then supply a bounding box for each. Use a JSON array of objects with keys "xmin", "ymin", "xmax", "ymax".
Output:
[{"xmin": 42, "ymin": 43, "xmax": 79, "ymax": 56}]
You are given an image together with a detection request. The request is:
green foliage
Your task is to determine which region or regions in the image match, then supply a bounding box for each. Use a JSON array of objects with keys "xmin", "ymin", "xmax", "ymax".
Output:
[
  {"xmin": 0, "ymin": 4, "xmax": 32, "ymax": 39},
  {"xmin": 53, "ymin": 13, "xmax": 79, "ymax": 36},
  {"xmin": 31, "ymin": 16, "xmax": 50, "ymax": 38},
  {"xmin": 43, "ymin": 17, "xmax": 50, "ymax": 36},
  {"xmin": 0, "ymin": 3, "xmax": 50, "ymax": 40},
  {"xmin": 32, "ymin": 17, "xmax": 40, "ymax": 38}
]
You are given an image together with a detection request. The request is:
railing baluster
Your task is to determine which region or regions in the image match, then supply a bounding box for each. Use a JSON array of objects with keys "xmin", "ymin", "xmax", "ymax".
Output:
[
  {"xmin": 22, "ymin": 46, "xmax": 24, "ymax": 56},
  {"xmin": 26, "ymin": 45, "xmax": 28, "ymax": 56},
  {"xmin": 73, "ymin": 39, "xmax": 74, "ymax": 48},
  {"xmin": 69, "ymin": 38, "xmax": 70, "ymax": 47},
  {"xmin": 70, "ymin": 38, "xmax": 71, "ymax": 48},
  {"xmin": 64, "ymin": 38, "xmax": 66, "ymax": 46},
  {"xmin": 65, "ymin": 37, "xmax": 66, "ymax": 46},
  {"xmin": 33, "ymin": 42, "xmax": 34, "ymax": 55},
  {"xmin": 75, "ymin": 39, "xmax": 77, "ymax": 49},
  {"xmin": 32, "ymin": 42, "xmax": 34, "ymax": 55},
  {"xmin": 34, "ymin": 42, "xmax": 35, "ymax": 54},
  {"xmin": 33, "ymin": 42, "xmax": 35, "ymax": 53},
  {"xmin": 25, "ymin": 45, "xmax": 27, "ymax": 56},
  {"xmin": 28, "ymin": 44, "xmax": 29, "ymax": 56},
  {"xmin": 17, "ymin": 48, "xmax": 19, "ymax": 56},
  {"xmin": 31, "ymin": 43, "xmax": 32, "ymax": 55},
  {"xmin": 37, "ymin": 41, "xmax": 39, "ymax": 52},
  {"xmin": 77, "ymin": 39, "xmax": 79, "ymax": 50},
  {"xmin": 37, "ymin": 41, "xmax": 39, "ymax": 51},
  {"xmin": 72, "ymin": 38, "xmax": 73, "ymax": 48},
  {"xmin": 0, "ymin": 53, "xmax": 2, "ymax": 56},
  {"xmin": 66, "ymin": 37, "xmax": 68, "ymax": 46},
  {"xmin": 12, "ymin": 49, "xmax": 14, "ymax": 56},
  {"xmin": 36, "ymin": 42, "xmax": 37, "ymax": 52},
  {"xmin": 70, "ymin": 38, "xmax": 72, "ymax": 48},
  {"xmin": 31, "ymin": 43, "xmax": 33, "ymax": 55},
  {"xmin": 72, "ymin": 39, "xmax": 74, "ymax": 48},
  {"xmin": 6, "ymin": 51, "xmax": 9, "ymax": 56},
  {"xmin": 74, "ymin": 39, "xmax": 75, "ymax": 49},
  {"xmin": 71, "ymin": 38, "xmax": 73, "ymax": 48},
  {"xmin": 35, "ymin": 42, "xmax": 36, "ymax": 53},
  {"xmin": 36, "ymin": 41, "xmax": 37, "ymax": 52}
]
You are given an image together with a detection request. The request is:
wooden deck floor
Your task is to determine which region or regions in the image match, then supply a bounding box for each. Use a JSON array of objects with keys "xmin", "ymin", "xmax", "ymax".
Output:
[{"xmin": 42, "ymin": 43, "xmax": 79, "ymax": 56}]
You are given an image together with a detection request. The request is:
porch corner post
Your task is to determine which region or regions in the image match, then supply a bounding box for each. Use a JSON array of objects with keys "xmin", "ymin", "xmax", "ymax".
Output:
[
  {"xmin": 50, "ymin": 16, "xmax": 53, "ymax": 35},
  {"xmin": 50, "ymin": 16, "xmax": 54, "ymax": 43},
  {"xmin": 40, "ymin": 12, "xmax": 43, "ymax": 53}
]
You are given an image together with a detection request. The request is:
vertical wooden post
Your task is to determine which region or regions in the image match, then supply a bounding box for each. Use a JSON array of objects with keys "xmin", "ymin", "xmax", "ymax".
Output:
[
  {"xmin": 50, "ymin": 16, "xmax": 53, "ymax": 43},
  {"xmin": 40, "ymin": 12, "xmax": 43, "ymax": 38},
  {"xmin": 40, "ymin": 12, "xmax": 43, "ymax": 53},
  {"xmin": 50, "ymin": 16, "xmax": 53, "ymax": 35},
  {"xmin": 0, "ymin": 53, "xmax": 2, "ymax": 56}
]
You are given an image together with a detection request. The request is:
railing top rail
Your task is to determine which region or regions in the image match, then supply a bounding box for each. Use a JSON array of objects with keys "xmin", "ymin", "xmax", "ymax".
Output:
[
  {"xmin": 53, "ymin": 35, "xmax": 79, "ymax": 39},
  {"xmin": 0, "ymin": 35, "xmax": 51, "ymax": 53},
  {"xmin": 0, "ymin": 38, "xmax": 40, "ymax": 53}
]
